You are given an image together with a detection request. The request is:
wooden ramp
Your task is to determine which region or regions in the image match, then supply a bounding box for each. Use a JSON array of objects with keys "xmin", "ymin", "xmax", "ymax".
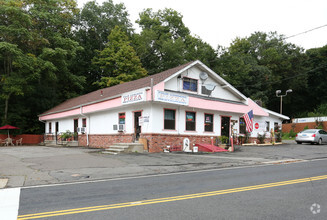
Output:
[{"xmin": 195, "ymin": 143, "xmax": 228, "ymax": 152}]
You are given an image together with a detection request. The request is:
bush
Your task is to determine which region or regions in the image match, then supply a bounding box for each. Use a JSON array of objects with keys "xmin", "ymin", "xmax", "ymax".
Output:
[
  {"xmin": 257, "ymin": 133, "xmax": 266, "ymax": 144},
  {"xmin": 275, "ymin": 132, "xmax": 282, "ymax": 142},
  {"xmin": 289, "ymin": 129, "xmax": 296, "ymax": 138},
  {"xmin": 218, "ymin": 136, "xmax": 229, "ymax": 144},
  {"xmin": 244, "ymin": 132, "xmax": 251, "ymax": 143},
  {"xmin": 303, "ymin": 125, "xmax": 309, "ymax": 130},
  {"xmin": 60, "ymin": 130, "xmax": 73, "ymax": 141}
]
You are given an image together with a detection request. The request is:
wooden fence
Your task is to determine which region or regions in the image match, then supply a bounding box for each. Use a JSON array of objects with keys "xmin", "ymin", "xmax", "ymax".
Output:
[{"xmin": 0, "ymin": 134, "xmax": 43, "ymax": 145}]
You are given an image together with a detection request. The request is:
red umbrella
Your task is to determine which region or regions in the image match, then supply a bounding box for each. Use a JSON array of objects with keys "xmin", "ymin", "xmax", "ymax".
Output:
[{"xmin": 0, "ymin": 125, "xmax": 20, "ymax": 138}]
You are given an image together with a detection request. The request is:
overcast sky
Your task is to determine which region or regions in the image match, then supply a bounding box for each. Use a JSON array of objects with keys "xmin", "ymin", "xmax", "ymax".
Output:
[{"xmin": 77, "ymin": 0, "xmax": 327, "ymax": 50}]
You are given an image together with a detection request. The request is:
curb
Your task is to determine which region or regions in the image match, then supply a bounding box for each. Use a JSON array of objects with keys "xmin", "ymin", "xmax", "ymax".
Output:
[{"xmin": 0, "ymin": 179, "xmax": 8, "ymax": 189}]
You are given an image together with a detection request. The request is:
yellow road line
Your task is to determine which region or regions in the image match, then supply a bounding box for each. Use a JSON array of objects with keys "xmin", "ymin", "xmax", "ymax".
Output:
[{"xmin": 18, "ymin": 174, "xmax": 327, "ymax": 219}]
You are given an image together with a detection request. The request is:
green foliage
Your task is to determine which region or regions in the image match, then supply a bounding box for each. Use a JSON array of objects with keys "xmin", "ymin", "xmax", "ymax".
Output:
[
  {"xmin": 308, "ymin": 103, "xmax": 327, "ymax": 117},
  {"xmin": 257, "ymin": 133, "xmax": 266, "ymax": 144},
  {"xmin": 275, "ymin": 132, "xmax": 282, "ymax": 142},
  {"xmin": 73, "ymin": 0, "xmax": 133, "ymax": 92},
  {"xmin": 60, "ymin": 130, "xmax": 73, "ymax": 141},
  {"xmin": 134, "ymin": 8, "xmax": 217, "ymax": 74},
  {"xmin": 303, "ymin": 125, "xmax": 309, "ymax": 130},
  {"xmin": 289, "ymin": 129, "xmax": 296, "ymax": 138},
  {"xmin": 217, "ymin": 136, "xmax": 229, "ymax": 144},
  {"xmin": 244, "ymin": 132, "xmax": 251, "ymax": 143},
  {"xmin": 216, "ymin": 32, "xmax": 308, "ymax": 116},
  {"xmin": 92, "ymin": 26, "xmax": 147, "ymax": 87}
]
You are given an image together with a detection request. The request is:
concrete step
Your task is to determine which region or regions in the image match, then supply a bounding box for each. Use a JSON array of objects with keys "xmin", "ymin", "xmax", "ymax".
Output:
[{"xmin": 104, "ymin": 143, "xmax": 144, "ymax": 154}]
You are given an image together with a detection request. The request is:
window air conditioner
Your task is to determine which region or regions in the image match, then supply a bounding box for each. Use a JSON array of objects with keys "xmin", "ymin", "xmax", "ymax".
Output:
[
  {"xmin": 118, "ymin": 124, "xmax": 125, "ymax": 131},
  {"xmin": 77, "ymin": 127, "xmax": 86, "ymax": 133}
]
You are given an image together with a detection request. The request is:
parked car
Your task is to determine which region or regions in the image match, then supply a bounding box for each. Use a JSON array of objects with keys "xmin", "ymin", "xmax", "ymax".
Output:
[{"xmin": 295, "ymin": 129, "xmax": 327, "ymax": 145}]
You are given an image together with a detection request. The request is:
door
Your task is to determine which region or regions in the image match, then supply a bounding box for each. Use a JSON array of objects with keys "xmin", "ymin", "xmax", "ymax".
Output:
[
  {"xmin": 221, "ymin": 116, "xmax": 230, "ymax": 139},
  {"xmin": 55, "ymin": 122, "xmax": 59, "ymax": 134},
  {"xmin": 74, "ymin": 119, "xmax": 78, "ymax": 133},
  {"xmin": 74, "ymin": 119, "xmax": 78, "ymax": 141},
  {"xmin": 134, "ymin": 111, "xmax": 142, "ymax": 141}
]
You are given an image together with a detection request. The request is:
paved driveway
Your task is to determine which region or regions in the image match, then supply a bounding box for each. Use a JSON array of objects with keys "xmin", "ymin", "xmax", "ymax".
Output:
[{"xmin": 1, "ymin": 142, "xmax": 327, "ymax": 188}]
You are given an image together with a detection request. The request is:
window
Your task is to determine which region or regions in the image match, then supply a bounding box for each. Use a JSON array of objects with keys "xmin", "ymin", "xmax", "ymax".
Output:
[
  {"xmin": 239, "ymin": 118, "xmax": 246, "ymax": 134},
  {"xmin": 183, "ymin": 78, "xmax": 197, "ymax": 92},
  {"xmin": 186, "ymin": 112, "xmax": 196, "ymax": 131},
  {"xmin": 119, "ymin": 113, "xmax": 125, "ymax": 124},
  {"xmin": 274, "ymin": 122, "xmax": 279, "ymax": 132},
  {"xmin": 266, "ymin": 121, "xmax": 270, "ymax": 132},
  {"xmin": 49, "ymin": 122, "xmax": 52, "ymax": 134},
  {"xmin": 82, "ymin": 118, "xmax": 87, "ymax": 127},
  {"xmin": 164, "ymin": 109, "xmax": 175, "ymax": 130},
  {"xmin": 204, "ymin": 114, "xmax": 213, "ymax": 132}
]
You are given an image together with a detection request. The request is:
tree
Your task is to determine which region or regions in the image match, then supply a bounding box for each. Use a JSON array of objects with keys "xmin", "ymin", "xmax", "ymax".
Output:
[
  {"xmin": 0, "ymin": 0, "xmax": 84, "ymax": 133},
  {"xmin": 73, "ymin": 0, "xmax": 133, "ymax": 92},
  {"xmin": 216, "ymin": 32, "xmax": 308, "ymax": 117},
  {"xmin": 305, "ymin": 45, "xmax": 327, "ymax": 112},
  {"xmin": 134, "ymin": 8, "xmax": 217, "ymax": 74},
  {"xmin": 92, "ymin": 26, "xmax": 147, "ymax": 87}
]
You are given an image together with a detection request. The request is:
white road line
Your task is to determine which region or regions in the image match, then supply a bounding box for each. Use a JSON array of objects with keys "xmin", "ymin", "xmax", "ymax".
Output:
[{"xmin": 0, "ymin": 187, "xmax": 21, "ymax": 220}]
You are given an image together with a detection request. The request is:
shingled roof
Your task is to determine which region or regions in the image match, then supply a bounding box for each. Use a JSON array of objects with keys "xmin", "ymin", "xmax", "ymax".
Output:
[{"xmin": 40, "ymin": 61, "xmax": 195, "ymax": 116}]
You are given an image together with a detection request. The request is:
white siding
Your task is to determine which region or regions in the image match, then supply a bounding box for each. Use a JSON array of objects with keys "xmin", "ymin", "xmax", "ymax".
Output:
[{"xmin": 164, "ymin": 66, "xmax": 242, "ymax": 102}]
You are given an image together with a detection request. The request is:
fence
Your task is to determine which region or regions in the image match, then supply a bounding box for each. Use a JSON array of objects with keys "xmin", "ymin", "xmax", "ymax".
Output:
[
  {"xmin": 282, "ymin": 122, "xmax": 327, "ymax": 133},
  {"xmin": 0, "ymin": 134, "xmax": 43, "ymax": 145}
]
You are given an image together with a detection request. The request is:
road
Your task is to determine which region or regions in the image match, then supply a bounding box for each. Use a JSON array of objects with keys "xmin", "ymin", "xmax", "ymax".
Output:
[{"xmin": 16, "ymin": 158, "xmax": 327, "ymax": 220}]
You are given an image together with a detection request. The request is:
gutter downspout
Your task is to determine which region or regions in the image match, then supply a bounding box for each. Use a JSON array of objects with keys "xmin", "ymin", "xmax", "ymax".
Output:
[
  {"xmin": 151, "ymin": 78, "xmax": 154, "ymax": 101},
  {"xmin": 80, "ymin": 106, "xmax": 89, "ymax": 146}
]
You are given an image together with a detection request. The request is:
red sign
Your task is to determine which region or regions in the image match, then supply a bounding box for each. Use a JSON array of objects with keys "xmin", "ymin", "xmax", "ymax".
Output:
[{"xmin": 255, "ymin": 123, "xmax": 259, "ymax": 129}]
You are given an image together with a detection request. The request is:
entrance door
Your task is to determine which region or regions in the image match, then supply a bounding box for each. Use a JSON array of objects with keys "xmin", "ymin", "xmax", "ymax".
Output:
[
  {"xmin": 134, "ymin": 111, "xmax": 142, "ymax": 141},
  {"xmin": 74, "ymin": 119, "xmax": 78, "ymax": 133},
  {"xmin": 74, "ymin": 119, "xmax": 78, "ymax": 141},
  {"xmin": 55, "ymin": 122, "xmax": 59, "ymax": 134},
  {"xmin": 221, "ymin": 116, "xmax": 230, "ymax": 138}
]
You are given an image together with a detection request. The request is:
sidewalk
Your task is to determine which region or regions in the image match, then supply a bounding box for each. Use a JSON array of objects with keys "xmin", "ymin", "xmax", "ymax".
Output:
[{"xmin": 0, "ymin": 143, "xmax": 326, "ymax": 188}]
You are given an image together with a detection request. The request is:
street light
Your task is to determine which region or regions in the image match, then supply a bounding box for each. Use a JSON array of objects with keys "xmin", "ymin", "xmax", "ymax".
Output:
[{"xmin": 276, "ymin": 89, "xmax": 292, "ymax": 114}]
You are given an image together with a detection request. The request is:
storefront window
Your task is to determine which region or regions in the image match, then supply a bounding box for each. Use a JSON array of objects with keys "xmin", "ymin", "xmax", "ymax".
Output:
[
  {"xmin": 239, "ymin": 118, "xmax": 246, "ymax": 134},
  {"xmin": 164, "ymin": 109, "xmax": 175, "ymax": 130},
  {"xmin": 204, "ymin": 114, "xmax": 213, "ymax": 132},
  {"xmin": 119, "ymin": 113, "xmax": 125, "ymax": 124},
  {"xmin": 186, "ymin": 111, "xmax": 196, "ymax": 131}
]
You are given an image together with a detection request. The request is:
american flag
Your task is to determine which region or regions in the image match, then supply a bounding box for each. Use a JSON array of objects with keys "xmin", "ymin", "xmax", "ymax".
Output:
[{"xmin": 243, "ymin": 110, "xmax": 254, "ymax": 132}]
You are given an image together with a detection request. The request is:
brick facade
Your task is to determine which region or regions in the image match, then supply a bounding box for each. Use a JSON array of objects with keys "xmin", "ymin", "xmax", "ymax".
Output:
[
  {"xmin": 78, "ymin": 133, "xmax": 215, "ymax": 152},
  {"xmin": 282, "ymin": 122, "xmax": 327, "ymax": 133},
  {"xmin": 140, "ymin": 133, "xmax": 215, "ymax": 153},
  {"xmin": 79, "ymin": 133, "xmax": 133, "ymax": 148},
  {"xmin": 78, "ymin": 133, "xmax": 277, "ymax": 152}
]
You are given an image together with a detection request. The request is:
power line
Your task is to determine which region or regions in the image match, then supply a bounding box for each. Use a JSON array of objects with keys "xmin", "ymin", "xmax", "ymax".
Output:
[
  {"xmin": 284, "ymin": 24, "xmax": 327, "ymax": 40},
  {"xmin": 231, "ymin": 63, "xmax": 327, "ymax": 89}
]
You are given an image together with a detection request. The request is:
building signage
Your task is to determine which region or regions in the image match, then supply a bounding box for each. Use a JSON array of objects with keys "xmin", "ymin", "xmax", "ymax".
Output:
[
  {"xmin": 155, "ymin": 90, "xmax": 189, "ymax": 105},
  {"xmin": 122, "ymin": 90, "xmax": 146, "ymax": 105},
  {"xmin": 139, "ymin": 115, "xmax": 150, "ymax": 126}
]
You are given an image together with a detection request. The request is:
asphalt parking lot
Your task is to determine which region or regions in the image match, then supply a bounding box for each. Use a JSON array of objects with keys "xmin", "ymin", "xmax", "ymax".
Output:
[{"xmin": 1, "ymin": 141, "xmax": 327, "ymax": 188}]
